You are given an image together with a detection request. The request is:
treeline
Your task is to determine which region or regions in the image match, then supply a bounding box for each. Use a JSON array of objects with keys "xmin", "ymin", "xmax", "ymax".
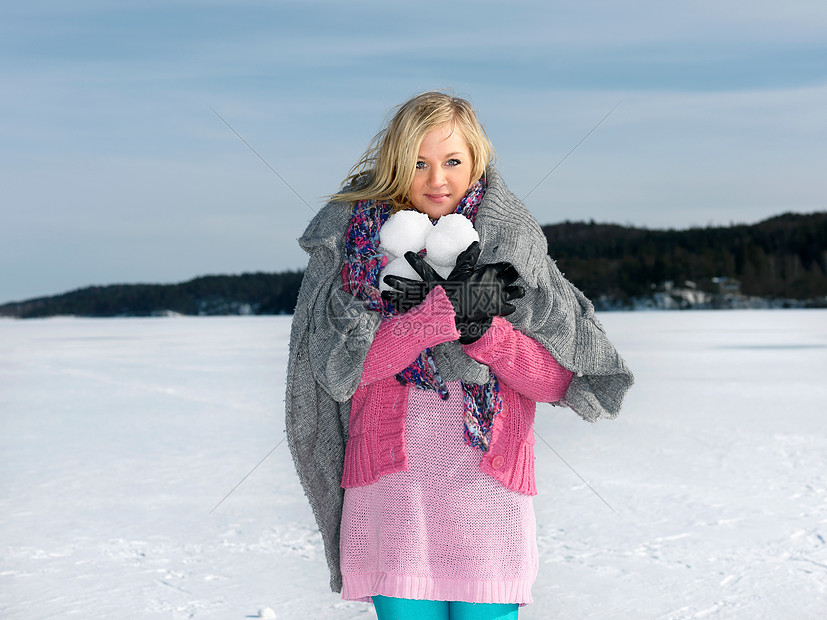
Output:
[
  {"xmin": 2, "ymin": 212, "xmax": 825, "ymax": 318},
  {"xmin": 545, "ymin": 212, "xmax": 827, "ymax": 305},
  {"xmin": 0, "ymin": 272, "xmax": 304, "ymax": 319}
]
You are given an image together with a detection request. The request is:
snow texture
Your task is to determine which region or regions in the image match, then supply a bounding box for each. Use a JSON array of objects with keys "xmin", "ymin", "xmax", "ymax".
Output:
[
  {"xmin": 378, "ymin": 210, "xmax": 432, "ymax": 259},
  {"xmin": 378, "ymin": 211, "xmax": 480, "ymax": 288},
  {"xmin": 1, "ymin": 310, "xmax": 826, "ymax": 619},
  {"xmin": 377, "ymin": 257, "xmax": 421, "ymax": 294},
  {"xmin": 424, "ymin": 214, "xmax": 479, "ymax": 270}
]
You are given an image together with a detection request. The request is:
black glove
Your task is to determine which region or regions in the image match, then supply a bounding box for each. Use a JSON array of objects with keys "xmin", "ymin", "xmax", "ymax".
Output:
[
  {"xmin": 450, "ymin": 260, "xmax": 524, "ymax": 343},
  {"xmin": 381, "ymin": 241, "xmax": 481, "ymax": 314},
  {"xmin": 382, "ymin": 242, "xmax": 525, "ymax": 344}
]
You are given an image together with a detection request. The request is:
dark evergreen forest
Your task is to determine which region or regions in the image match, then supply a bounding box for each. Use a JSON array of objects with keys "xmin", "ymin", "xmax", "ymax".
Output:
[
  {"xmin": 545, "ymin": 212, "xmax": 827, "ymax": 303},
  {"xmin": 2, "ymin": 212, "xmax": 825, "ymax": 318},
  {"xmin": 0, "ymin": 272, "xmax": 305, "ymax": 319}
]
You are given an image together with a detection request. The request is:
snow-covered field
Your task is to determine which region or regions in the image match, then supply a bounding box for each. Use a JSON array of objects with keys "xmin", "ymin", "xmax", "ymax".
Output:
[{"xmin": 1, "ymin": 310, "xmax": 826, "ymax": 619}]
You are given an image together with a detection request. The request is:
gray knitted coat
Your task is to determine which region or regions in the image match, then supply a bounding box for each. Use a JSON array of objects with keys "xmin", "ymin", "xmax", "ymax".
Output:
[{"xmin": 285, "ymin": 167, "xmax": 634, "ymax": 592}]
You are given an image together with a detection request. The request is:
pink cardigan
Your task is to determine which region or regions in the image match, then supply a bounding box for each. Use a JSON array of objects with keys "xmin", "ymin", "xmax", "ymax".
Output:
[{"xmin": 341, "ymin": 287, "xmax": 573, "ymax": 495}]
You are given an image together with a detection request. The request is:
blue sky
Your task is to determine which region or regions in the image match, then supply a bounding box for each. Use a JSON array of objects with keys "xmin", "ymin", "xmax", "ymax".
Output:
[{"xmin": 2, "ymin": 0, "xmax": 826, "ymax": 303}]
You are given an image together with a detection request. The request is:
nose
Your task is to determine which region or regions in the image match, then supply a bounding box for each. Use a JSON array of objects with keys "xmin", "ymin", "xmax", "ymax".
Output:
[{"xmin": 427, "ymin": 165, "xmax": 446, "ymax": 188}]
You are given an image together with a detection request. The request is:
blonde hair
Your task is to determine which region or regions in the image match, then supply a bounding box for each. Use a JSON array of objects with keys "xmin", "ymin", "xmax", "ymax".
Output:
[{"xmin": 336, "ymin": 91, "xmax": 495, "ymax": 212}]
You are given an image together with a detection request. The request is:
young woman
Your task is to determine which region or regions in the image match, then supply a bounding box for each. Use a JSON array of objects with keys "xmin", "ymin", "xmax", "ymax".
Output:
[{"xmin": 286, "ymin": 92, "xmax": 633, "ymax": 620}]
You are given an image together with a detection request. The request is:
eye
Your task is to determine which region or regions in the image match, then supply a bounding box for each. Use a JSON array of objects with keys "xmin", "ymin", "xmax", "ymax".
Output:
[
  {"xmin": 415, "ymin": 161, "xmax": 427, "ymax": 170},
  {"xmin": 445, "ymin": 158, "xmax": 461, "ymax": 167}
]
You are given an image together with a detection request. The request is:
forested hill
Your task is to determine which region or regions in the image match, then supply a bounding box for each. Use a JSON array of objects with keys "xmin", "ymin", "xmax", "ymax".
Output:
[
  {"xmin": 0, "ymin": 272, "xmax": 305, "ymax": 319},
  {"xmin": 1, "ymin": 212, "xmax": 825, "ymax": 318},
  {"xmin": 543, "ymin": 211, "xmax": 827, "ymax": 306}
]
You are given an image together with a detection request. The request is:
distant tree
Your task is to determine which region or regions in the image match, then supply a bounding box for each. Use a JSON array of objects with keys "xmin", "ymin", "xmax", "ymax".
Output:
[{"xmin": 3, "ymin": 213, "xmax": 825, "ymax": 318}]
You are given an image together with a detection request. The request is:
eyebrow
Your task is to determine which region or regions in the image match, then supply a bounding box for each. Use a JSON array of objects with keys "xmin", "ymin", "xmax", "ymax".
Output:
[{"xmin": 417, "ymin": 152, "xmax": 465, "ymax": 159}]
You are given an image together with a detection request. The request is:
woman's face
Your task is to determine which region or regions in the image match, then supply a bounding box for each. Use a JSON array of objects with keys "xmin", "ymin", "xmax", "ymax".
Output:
[{"xmin": 407, "ymin": 123, "xmax": 474, "ymax": 219}]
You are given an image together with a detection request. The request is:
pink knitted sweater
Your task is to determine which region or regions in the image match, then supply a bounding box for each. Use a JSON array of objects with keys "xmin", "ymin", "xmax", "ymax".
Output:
[
  {"xmin": 341, "ymin": 286, "xmax": 574, "ymax": 495},
  {"xmin": 339, "ymin": 286, "xmax": 573, "ymax": 604}
]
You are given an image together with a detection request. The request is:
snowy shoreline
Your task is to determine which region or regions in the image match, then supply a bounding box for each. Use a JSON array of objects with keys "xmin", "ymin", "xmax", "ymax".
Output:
[{"xmin": 2, "ymin": 311, "xmax": 826, "ymax": 618}]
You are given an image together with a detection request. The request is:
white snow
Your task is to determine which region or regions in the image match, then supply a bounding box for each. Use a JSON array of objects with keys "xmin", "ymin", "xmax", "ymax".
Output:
[
  {"xmin": 378, "ymin": 211, "xmax": 481, "ymax": 286},
  {"xmin": 424, "ymin": 214, "xmax": 479, "ymax": 270},
  {"xmin": 377, "ymin": 257, "xmax": 421, "ymax": 293},
  {"xmin": 1, "ymin": 310, "xmax": 826, "ymax": 618},
  {"xmin": 378, "ymin": 210, "xmax": 432, "ymax": 260}
]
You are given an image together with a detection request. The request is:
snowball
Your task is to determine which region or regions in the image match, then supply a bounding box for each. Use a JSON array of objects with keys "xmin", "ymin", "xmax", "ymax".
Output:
[
  {"xmin": 379, "ymin": 210, "xmax": 432, "ymax": 259},
  {"xmin": 258, "ymin": 608, "xmax": 276, "ymax": 619},
  {"xmin": 425, "ymin": 214, "xmax": 479, "ymax": 267},
  {"xmin": 378, "ymin": 255, "xmax": 423, "ymax": 292},
  {"xmin": 423, "ymin": 258, "xmax": 454, "ymax": 279}
]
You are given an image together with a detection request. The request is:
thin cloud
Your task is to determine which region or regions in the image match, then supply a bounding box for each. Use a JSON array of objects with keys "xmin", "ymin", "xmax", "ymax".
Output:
[{"xmin": 1, "ymin": 0, "xmax": 825, "ymax": 301}]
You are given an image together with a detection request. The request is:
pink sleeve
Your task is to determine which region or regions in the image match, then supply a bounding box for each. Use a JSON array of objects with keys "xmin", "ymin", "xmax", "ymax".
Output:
[
  {"xmin": 359, "ymin": 286, "xmax": 460, "ymax": 387},
  {"xmin": 462, "ymin": 315, "xmax": 573, "ymax": 403}
]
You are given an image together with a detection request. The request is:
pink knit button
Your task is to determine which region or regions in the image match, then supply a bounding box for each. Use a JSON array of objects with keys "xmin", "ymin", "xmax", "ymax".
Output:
[{"xmin": 491, "ymin": 455, "xmax": 505, "ymax": 469}]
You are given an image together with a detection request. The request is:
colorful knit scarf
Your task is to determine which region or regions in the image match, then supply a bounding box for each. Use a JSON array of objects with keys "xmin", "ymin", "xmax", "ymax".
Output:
[{"xmin": 341, "ymin": 178, "xmax": 504, "ymax": 451}]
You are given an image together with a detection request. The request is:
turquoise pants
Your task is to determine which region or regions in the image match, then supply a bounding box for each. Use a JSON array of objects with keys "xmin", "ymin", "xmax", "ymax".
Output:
[{"xmin": 373, "ymin": 595, "xmax": 519, "ymax": 620}]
